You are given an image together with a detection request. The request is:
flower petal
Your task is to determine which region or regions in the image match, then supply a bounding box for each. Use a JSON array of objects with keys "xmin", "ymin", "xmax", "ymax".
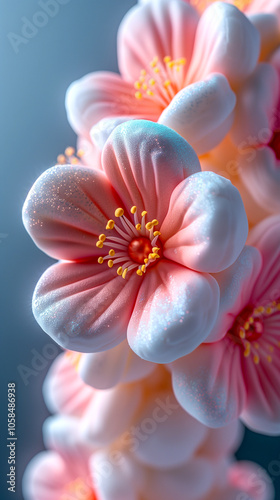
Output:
[
  {"xmin": 43, "ymin": 352, "xmax": 94, "ymax": 416},
  {"xmin": 130, "ymin": 390, "xmax": 207, "ymax": 469},
  {"xmin": 80, "ymin": 383, "xmax": 142, "ymax": 448},
  {"xmin": 102, "ymin": 120, "xmax": 201, "ymax": 225},
  {"xmin": 187, "ymin": 2, "xmax": 260, "ymax": 88},
  {"xmin": 78, "ymin": 341, "xmax": 155, "ymax": 389},
  {"xmin": 200, "ymin": 420, "xmax": 244, "ymax": 460},
  {"xmin": 231, "ymin": 63, "xmax": 279, "ymax": 148},
  {"xmin": 32, "ymin": 261, "xmax": 141, "ymax": 352},
  {"xmin": 128, "ymin": 260, "xmax": 219, "ymax": 363},
  {"xmin": 228, "ymin": 461, "xmax": 275, "ymax": 500},
  {"xmin": 65, "ymin": 72, "xmax": 160, "ymax": 138},
  {"xmin": 22, "ymin": 165, "xmax": 123, "ymax": 261},
  {"xmin": 161, "ymin": 171, "xmax": 248, "ymax": 273},
  {"xmin": 239, "ymin": 147, "xmax": 280, "ymax": 214},
  {"xmin": 118, "ymin": 0, "xmax": 199, "ymax": 82},
  {"xmin": 159, "ymin": 73, "xmax": 236, "ymax": 156},
  {"xmin": 170, "ymin": 341, "xmax": 246, "ymax": 427},
  {"xmin": 249, "ymin": 13, "xmax": 280, "ymax": 61},
  {"xmin": 206, "ymin": 246, "xmax": 262, "ymax": 342}
]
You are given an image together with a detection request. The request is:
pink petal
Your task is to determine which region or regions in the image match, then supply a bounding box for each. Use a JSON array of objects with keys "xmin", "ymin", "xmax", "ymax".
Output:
[
  {"xmin": 78, "ymin": 341, "xmax": 155, "ymax": 389},
  {"xmin": 239, "ymin": 147, "xmax": 280, "ymax": 214},
  {"xmin": 187, "ymin": 2, "xmax": 260, "ymax": 87},
  {"xmin": 118, "ymin": 0, "xmax": 199, "ymax": 83},
  {"xmin": 77, "ymin": 136, "xmax": 102, "ymax": 170},
  {"xmin": 231, "ymin": 63, "xmax": 279, "ymax": 147},
  {"xmin": 159, "ymin": 73, "xmax": 236, "ymax": 156},
  {"xmin": 249, "ymin": 13, "xmax": 280, "ymax": 61},
  {"xmin": 90, "ymin": 116, "xmax": 134, "ymax": 152},
  {"xmin": 80, "ymin": 384, "xmax": 142, "ymax": 448},
  {"xmin": 128, "ymin": 260, "xmax": 219, "ymax": 363},
  {"xmin": 147, "ymin": 457, "xmax": 216, "ymax": 500},
  {"xmin": 130, "ymin": 390, "xmax": 207, "ymax": 469},
  {"xmin": 22, "ymin": 451, "xmax": 72, "ymax": 500},
  {"xmin": 43, "ymin": 352, "xmax": 94, "ymax": 416},
  {"xmin": 32, "ymin": 261, "xmax": 141, "ymax": 352},
  {"xmin": 199, "ymin": 420, "xmax": 244, "ymax": 460},
  {"xmin": 65, "ymin": 71, "xmax": 160, "ymax": 139},
  {"xmin": 170, "ymin": 341, "xmax": 247, "ymax": 427},
  {"xmin": 161, "ymin": 171, "xmax": 248, "ymax": 273},
  {"xmin": 246, "ymin": 0, "xmax": 280, "ymax": 24},
  {"xmin": 43, "ymin": 416, "xmax": 92, "ymax": 463},
  {"xmin": 22, "ymin": 165, "xmax": 123, "ymax": 261},
  {"xmin": 228, "ymin": 461, "xmax": 274, "ymax": 500},
  {"xmin": 102, "ymin": 120, "xmax": 201, "ymax": 225},
  {"xmin": 206, "ymin": 246, "xmax": 262, "ymax": 342}
]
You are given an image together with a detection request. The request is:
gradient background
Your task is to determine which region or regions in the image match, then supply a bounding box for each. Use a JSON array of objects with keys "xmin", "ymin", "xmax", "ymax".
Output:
[{"xmin": 1, "ymin": 1, "xmax": 280, "ymax": 499}]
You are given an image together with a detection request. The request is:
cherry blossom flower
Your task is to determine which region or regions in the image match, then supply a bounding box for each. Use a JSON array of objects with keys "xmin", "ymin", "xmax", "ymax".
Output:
[
  {"xmin": 23, "ymin": 120, "xmax": 248, "ymax": 363},
  {"xmin": 170, "ymin": 216, "xmax": 280, "ymax": 434},
  {"xmin": 66, "ymin": 0, "xmax": 260, "ymax": 157}
]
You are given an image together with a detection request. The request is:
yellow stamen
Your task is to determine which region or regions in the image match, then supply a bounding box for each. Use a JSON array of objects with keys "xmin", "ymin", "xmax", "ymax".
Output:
[
  {"xmin": 152, "ymin": 247, "xmax": 160, "ymax": 253},
  {"xmin": 135, "ymin": 223, "xmax": 141, "ymax": 231},
  {"xmin": 96, "ymin": 241, "xmax": 103, "ymax": 248},
  {"xmin": 135, "ymin": 91, "xmax": 142, "ymax": 99},
  {"xmin": 136, "ymin": 270, "xmax": 143, "ymax": 276},
  {"xmin": 248, "ymin": 317, "xmax": 254, "ymax": 324},
  {"xmin": 65, "ymin": 146, "xmax": 75, "ymax": 157},
  {"xmin": 164, "ymin": 80, "xmax": 171, "ymax": 88},
  {"xmin": 149, "ymin": 78, "xmax": 156, "ymax": 86},
  {"xmin": 144, "ymin": 258, "xmax": 148, "ymax": 264},
  {"xmin": 147, "ymin": 90, "xmax": 154, "ymax": 96},
  {"xmin": 154, "ymin": 67, "xmax": 160, "ymax": 73},
  {"xmin": 77, "ymin": 149, "xmax": 84, "ymax": 158},
  {"xmin": 117, "ymin": 267, "xmax": 123, "ymax": 276},
  {"xmin": 146, "ymin": 222, "xmax": 153, "ymax": 231},
  {"xmin": 244, "ymin": 343, "xmax": 251, "ymax": 358},
  {"xmin": 253, "ymin": 354, "xmax": 260, "ymax": 365},
  {"xmin": 115, "ymin": 208, "xmax": 124, "ymax": 217},
  {"xmin": 163, "ymin": 55, "xmax": 171, "ymax": 63},
  {"xmin": 130, "ymin": 206, "xmax": 137, "ymax": 214},
  {"xmin": 153, "ymin": 231, "xmax": 161, "ymax": 237},
  {"xmin": 57, "ymin": 154, "xmax": 66, "ymax": 164},
  {"xmin": 152, "ymin": 219, "xmax": 159, "ymax": 226},
  {"xmin": 141, "ymin": 265, "xmax": 146, "ymax": 272},
  {"xmin": 98, "ymin": 257, "xmax": 104, "ymax": 264},
  {"xmin": 141, "ymin": 211, "xmax": 147, "ymax": 217},
  {"xmin": 266, "ymin": 307, "xmax": 272, "ymax": 314},
  {"xmin": 267, "ymin": 355, "xmax": 272, "ymax": 363},
  {"xmin": 244, "ymin": 322, "xmax": 250, "ymax": 331},
  {"xmin": 108, "ymin": 260, "xmax": 114, "ymax": 268},
  {"xmin": 239, "ymin": 329, "xmax": 245, "ymax": 339},
  {"xmin": 141, "ymin": 69, "xmax": 147, "ymax": 76},
  {"xmin": 134, "ymin": 81, "xmax": 141, "ymax": 89},
  {"xmin": 99, "ymin": 234, "xmax": 106, "ymax": 242},
  {"xmin": 109, "ymin": 249, "xmax": 115, "ymax": 257},
  {"xmin": 122, "ymin": 268, "xmax": 128, "ymax": 279},
  {"xmin": 106, "ymin": 219, "xmax": 115, "ymax": 230}
]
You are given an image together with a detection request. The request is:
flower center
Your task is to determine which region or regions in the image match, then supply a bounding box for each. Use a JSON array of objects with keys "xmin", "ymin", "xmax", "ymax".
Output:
[
  {"xmin": 96, "ymin": 206, "xmax": 161, "ymax": 279},
  {"xmin": 268, "ymin": 129, "xmax": 280, "ymax": 161},
  {"xmin": 56, "ymin": 146, "xmax": 85, "ymax": 166},
  {"xmin": 227, "ymin": 300, "xmax": 280, "ymax": 365},
  {"xmin": 134, "ymin": 55, "xmax": 186, "ymax": 108},
  {"xmin": 189, "ymin": 0, "xmax": 252, "ymax": 12},
  {"xmin": 60, "ymin": 478, "xmax": 96, "ymax": 500}
]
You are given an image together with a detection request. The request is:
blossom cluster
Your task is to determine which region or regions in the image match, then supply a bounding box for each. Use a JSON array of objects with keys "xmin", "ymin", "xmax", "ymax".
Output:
[{"xmin": 22, "ymin": 0, "xmax": 280, "ymax": 499}]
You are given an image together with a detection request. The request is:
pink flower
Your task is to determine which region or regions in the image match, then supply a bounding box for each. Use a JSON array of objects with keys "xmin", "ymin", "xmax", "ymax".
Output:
[
  {"xmin": 170, "ymin": 215, "xmax": 280, "ymax": 434},
  {"xmin": 23, "ymin": 120, "xmax": 248, "ymax": 363},
  {"xmin": 66, "ymin": 0, "xmax": 260, "ymax": 156}
]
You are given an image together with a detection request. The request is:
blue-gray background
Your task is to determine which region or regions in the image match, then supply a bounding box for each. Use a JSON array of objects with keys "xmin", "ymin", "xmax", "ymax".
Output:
[{"xmin": 0, "ymin": 1, "xmax": 280, "ymax": 499}]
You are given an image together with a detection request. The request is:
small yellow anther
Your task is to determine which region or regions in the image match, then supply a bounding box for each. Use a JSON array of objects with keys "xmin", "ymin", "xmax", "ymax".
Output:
[
  {"xmin": 257, "ymin": 306, "xmax": 264, "ymax": 314},
  {"xmin": 164, "ymin": 56, "xmax": 171, "ymax": 63},
  {"xmin": 147, "ymin": 90, "xmax": 154, "ymax": 96},
  {"xmin": 154, "ymin": 67, "xmax": 160, "ymax": 73},
  {"xmin": 117, "ymin": 267, "xmax": 123, "ymax": 276},
  {"xmin": 167, "ymin": 61, "xmax": 175, "ymax": 68},
  {"xmin": 135, "ymin": 223, "xmax": 141, "ymax": 231},
  {"xmin": 152, "ymin": 219, "xmax": 159, "ymax": 226},
  {"xmin": 77, "ymin": 149, "xmax": 84, "ymax": 158},
  {"xmin": 149, "ymin": 78, "xmax": 156, "ymax": 86},
  {"xmin": 122, "ymin": 268, "xmax": 128, "ymax": 279},
  {"xmin": 152, "ymin": 247, "xmax": 160, "ymax": 253},
  {"xmin": 134, "ymin": 81, "xmax": 141, "ymax": 89},
  {"xmin": 266, "ymin": 307, "xmax": 272, "ymax": 315},
  {"xmin": 253, "ymin": 354, "xmax": 260, "ymax": 365},
  {"xmin": 249, "ymin": 317, "xmax": 254, "ymax": 324},
  {"xmin": 106, "ymin": 219, "xmax": 115, "ymax": 230},
  {"xmin": 136, "ymin": 270, "xmax": 143, "ymax": 276},
  {"xmin": 71, "ymin": 157, "xmax": 79, "ymax": 165},
  {"xmin": 65, "ymin": 147, "xmax": 75, "ymax": 157},
  {"xmin": 150, "ymin": 57, "xmax": 158, "ymax": 68},
  {"xmin": 239, "ymin": 329, "xmax": 245, "ymax": 339},
  {"xmin": 57, "ymin": 154, "xmax": 66, "ymax": 164},
  {"xmin": 244, "ymin": 342, "xmax": 251, "ymax": 358},
  {"xmin": 141, "ymin": 211, "xmax": 147, "ymax": 217},
  {"xmin": 244, "ymin": 322, "xmax": 250, "ymax": 331},
  {"xmin": 115, "ymin": 208, "xmax": 124, "ymax": 217},
  {"xmin": 145, "ymin": 222, "xmax": 153, "ymax": 231},
  {"xmin": 141, "ymin": 69, "xmax": 147, "ymax": 76},
  {"xmin": 109, "ymin": 249, "xmax": 115, "ymax": 257},
  {"xmin": 141, "ymin": 265, "xmax": 146, "ymax": 272},
  {"xmin": 135, "ymin": 91, "xmax": 142, "ymax": 99},
  {"xmin": 130, "ymin": 206, "xmax": 137, "ymax": 214},
  {"xmin": 153, "ymin": 231, "xmax": 161, "ymax": 237},
  {"xmin": 96, "ymin": 241, "xmax": 103, "ymax": 249},
  {"xmin": 179, "ymin": 58, "xmax": 186, "ymax": 65},
  {"xmin": 108, "ymin": 260, "xmax": 114, "ymax": 268},
  {"xmin": 99, "ymin": 234, "xmax": 106, "ymax": 242},
  {"xmin": 144, "ymin": 258, "xmax": 148, "ymax": 264},
  {"xmin": 98, "ymin": 257, "xmax": 104, "ymax": 264},
  {"xmin": 267, "ymin": 355, "xmax": 272, "ymax": 363},
  {"xmin": 142, "ymin": 83, "xmax": 148, "ymax": 90},
  {"xmin": 164, "ymin": 80, "xmax": 171, "ymax": 88}
]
